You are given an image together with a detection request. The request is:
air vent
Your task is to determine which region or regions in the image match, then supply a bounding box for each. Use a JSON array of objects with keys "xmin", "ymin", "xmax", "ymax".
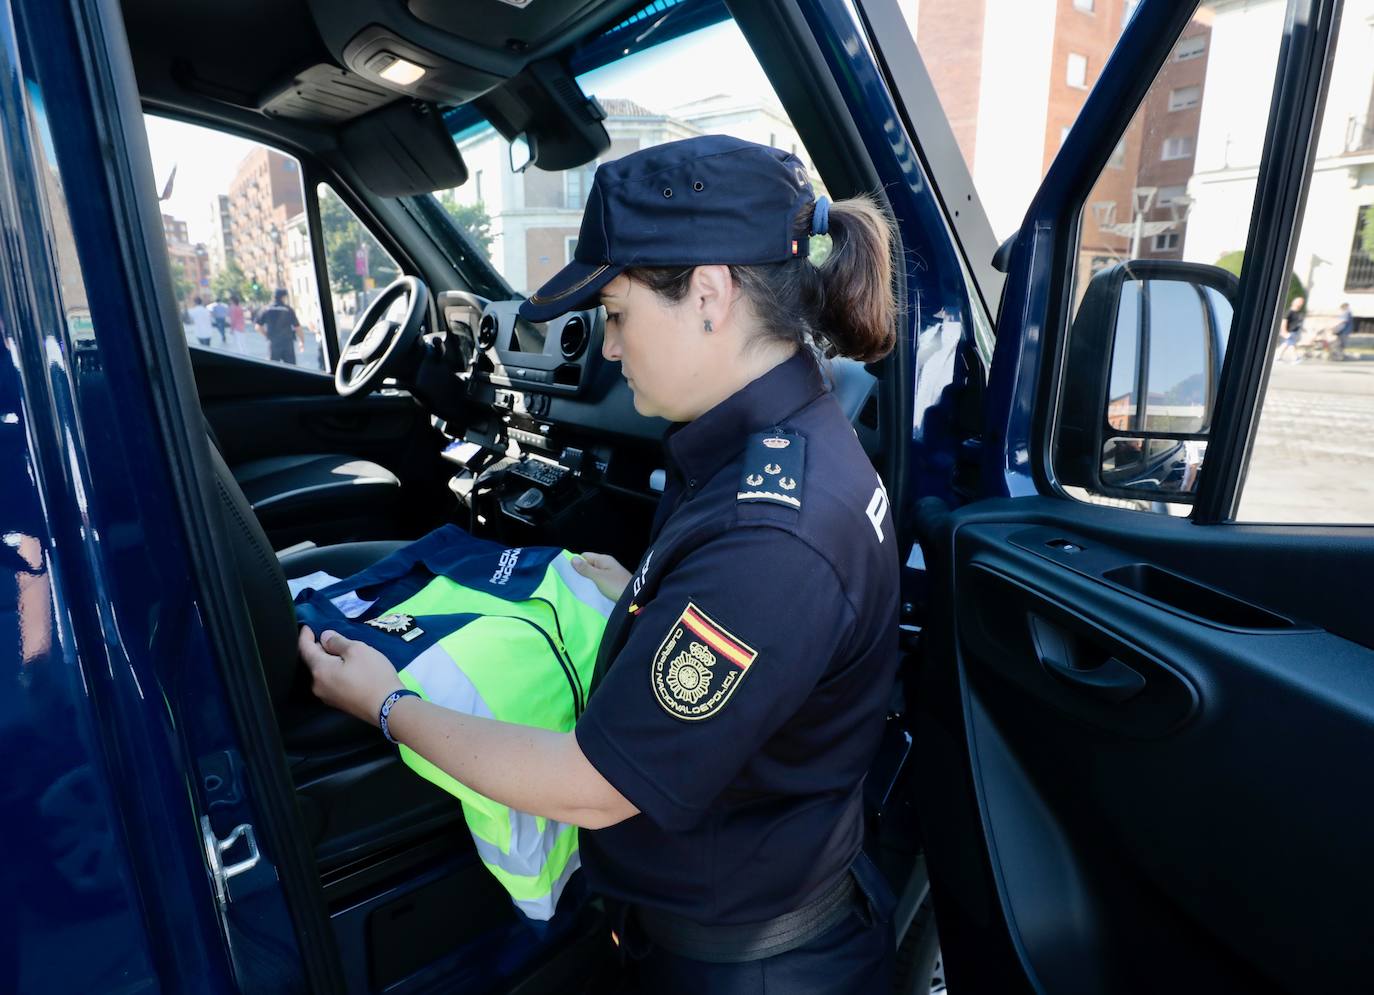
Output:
[
  {"xmin": 478, "ymin": 313, "xmax": 498, "ymax": 350},
  {"xmin": 560, "ymin": 316, "xmax": 587, "ymax": 359}
]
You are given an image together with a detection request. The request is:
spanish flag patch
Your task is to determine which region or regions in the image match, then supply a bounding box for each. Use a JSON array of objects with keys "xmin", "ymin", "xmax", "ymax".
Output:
[{"xmin": 650, "ymin": 601, "xmax": 759, "ymax": 721}]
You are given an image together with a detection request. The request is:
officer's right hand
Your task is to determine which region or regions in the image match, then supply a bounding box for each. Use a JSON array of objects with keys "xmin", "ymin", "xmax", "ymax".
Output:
[{"xmin": 571, "ymin": 552, "xmax": 631, "ymax": 601}]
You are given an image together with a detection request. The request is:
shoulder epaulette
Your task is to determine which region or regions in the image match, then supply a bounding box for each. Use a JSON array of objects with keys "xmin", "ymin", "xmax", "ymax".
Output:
[{"xmin": 737, "ymin": 430, "xmax": 805, "ymax": 510}]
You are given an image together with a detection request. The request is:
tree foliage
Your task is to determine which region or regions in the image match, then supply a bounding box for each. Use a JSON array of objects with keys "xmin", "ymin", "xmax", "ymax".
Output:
[
  {"xmin": 1215, "ymin": 250, "xmax": 1305, "ymax": 305},
  {"xmin": 318, "ymin": 186, "xmax": 400, "ymax": 295},
  {"xmin": 169, "ymin": 258, "xmax": 192, "ymax": 302},
  {"xmin": 435, "ymin": 191, "xmax": 494, "ymax": 258},
  {"xmin": 211, "ymin": 257, "xmax": 247, "ymax": 301},
  {"xmin": 1361, "ymin": 205, "xmax": 1374, "ymax": 261}
]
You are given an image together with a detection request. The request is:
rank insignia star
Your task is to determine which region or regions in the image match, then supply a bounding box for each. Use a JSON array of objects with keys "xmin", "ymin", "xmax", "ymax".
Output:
[{"xmin": 738, "ymin": 431, "xmax": 806, "ymax": 510}]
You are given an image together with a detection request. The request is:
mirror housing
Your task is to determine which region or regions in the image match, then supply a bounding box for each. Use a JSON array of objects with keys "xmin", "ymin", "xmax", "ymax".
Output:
[{"xmin": 1055, "ymin": 260, "xmax": 1239, "ymax": 503}]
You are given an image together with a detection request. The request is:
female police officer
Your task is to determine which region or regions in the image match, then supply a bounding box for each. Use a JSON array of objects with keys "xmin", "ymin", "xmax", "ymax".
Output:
[{"xmin": 299, "ymin": 134, "xmax": 900, "ymax": 992}]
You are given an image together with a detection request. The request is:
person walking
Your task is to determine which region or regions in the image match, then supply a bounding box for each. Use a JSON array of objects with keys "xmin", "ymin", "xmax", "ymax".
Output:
[
  {"xmin": 299, "ymin": 135, "xmax": 902, "ymax": 993},
  {"xmin": 186, "ymin": 295, "xmax": 214, "ymax": 348},
  {"xmin": 255, "ymin": 288, "xmax": 302, "ymax": 364},
  {"xmin": 1277, "ymin": 295, "xmax": 1306, "ymax": 363}
]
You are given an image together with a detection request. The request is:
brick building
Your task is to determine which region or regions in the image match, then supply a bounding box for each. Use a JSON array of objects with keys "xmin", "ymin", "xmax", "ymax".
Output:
[{"xmin": 227, "ymin": 148, "xmax": 304, "ymax": 298}]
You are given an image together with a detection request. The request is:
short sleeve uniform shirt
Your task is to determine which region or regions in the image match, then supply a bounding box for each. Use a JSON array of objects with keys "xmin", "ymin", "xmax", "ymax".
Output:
[
  {"xmin": 259, "ymin": 304, "xmax": 300, "ymax": 344},
  {"xmin": 575, "ymin": 351, "xmax": 899, "ymax": 925}
]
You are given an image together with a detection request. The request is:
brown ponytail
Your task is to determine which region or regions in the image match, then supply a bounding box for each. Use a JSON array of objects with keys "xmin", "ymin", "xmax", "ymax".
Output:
[{"xmin": 624, "ymin": 192, "xmax": 897, "ymax": 363}]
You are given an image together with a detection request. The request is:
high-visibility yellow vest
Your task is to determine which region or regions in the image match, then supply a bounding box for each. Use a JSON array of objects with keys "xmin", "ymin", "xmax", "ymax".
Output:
[{"xmin": 294, "ymin": 526, "xmax": 612, "ymax": 920}]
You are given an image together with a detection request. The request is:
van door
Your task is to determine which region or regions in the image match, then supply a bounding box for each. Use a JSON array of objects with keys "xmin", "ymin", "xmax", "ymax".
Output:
[{"xmin": 867, "ymin": 0, "xmax": 1374, "ymax": 991}]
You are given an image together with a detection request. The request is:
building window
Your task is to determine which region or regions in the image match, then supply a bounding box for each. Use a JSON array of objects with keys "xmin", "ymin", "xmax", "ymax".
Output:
[
  {"xmin": 1153, "ymin": 232, "xmax": 1180, "ymax": 251},
  {"xmin": 1175, "ymin": 35, "xmax": 1206, "ymax": 61},
  {"xmin": 1162, "ymin": 135, "xmax": 1195, "ymax": 160},
  {"xmin": 1156, "ymin": 184, "xmax": 1188, "ymax": 207},
  {"xmin": 1074, "ymin": 0, "xmax": 1094, "ymax": 10},
  {"xmin": 1067, "ymin": 53, "xmax": 1089, "ymax": 89},
  {"xmin": 1168, "ymin": 85, "xmax": 1201, "ymax": 111},
  {"xmin": 565, "ymin": 236, "xmax": 578, "ymax": 264},
  {"xmin": 1346, "ymin": 207, "xmax": 1374, "ymax": 291},
  {"xmin": 1108, "ymin": 138, "xmax": 1126, "ymax": 169},
  {"xmin": 564, "ymin": 165, "xmax": 594, "ymax": 209}
]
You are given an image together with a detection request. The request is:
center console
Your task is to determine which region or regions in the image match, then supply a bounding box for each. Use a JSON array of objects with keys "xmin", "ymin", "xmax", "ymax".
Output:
[{"xmin": 438, "ymin": 294, "xmax": 602, "ymax": 396}]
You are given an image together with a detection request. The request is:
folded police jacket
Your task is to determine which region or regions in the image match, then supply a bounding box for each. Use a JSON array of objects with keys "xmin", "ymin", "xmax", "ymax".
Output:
[{"xmin": 292, "ymin": 525, "xmax": 614, "ymax": 921}]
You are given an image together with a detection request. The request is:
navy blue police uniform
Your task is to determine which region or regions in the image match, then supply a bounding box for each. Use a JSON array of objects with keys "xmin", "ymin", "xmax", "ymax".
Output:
[{"xmin": 519, "ymin": 135, "xmax": 900, "ymax": 993}]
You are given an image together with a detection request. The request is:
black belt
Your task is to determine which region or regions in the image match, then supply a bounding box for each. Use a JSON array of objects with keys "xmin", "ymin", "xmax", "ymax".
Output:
[{"xmin": 631, "ymin": 871, "xmax": 858, "ymax": 964}]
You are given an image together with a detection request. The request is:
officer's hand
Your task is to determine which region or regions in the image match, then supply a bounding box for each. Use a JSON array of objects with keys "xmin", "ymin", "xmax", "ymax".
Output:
[
  {"xmin": 298, "ymin": 625, "xmax": 404, "ymax": 726},
  {"xmin": 571, "ymin": 552, "xmax": 631, "ymax": 601}
]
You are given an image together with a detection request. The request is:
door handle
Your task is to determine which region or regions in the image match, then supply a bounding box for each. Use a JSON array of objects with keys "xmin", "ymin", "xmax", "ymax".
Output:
[{"xmin": 1027, "ymin": 613, "xmax": 1146, "ymax": 703}]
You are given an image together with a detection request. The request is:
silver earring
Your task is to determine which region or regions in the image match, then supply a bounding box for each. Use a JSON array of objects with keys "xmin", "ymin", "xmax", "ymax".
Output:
[{"xmin": 703, "ymin": 319, "xmax": 714, "ymax": 332}]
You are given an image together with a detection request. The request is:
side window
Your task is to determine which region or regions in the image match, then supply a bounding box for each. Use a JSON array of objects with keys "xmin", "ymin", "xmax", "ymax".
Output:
[
  {"xmin": 316, "ymin": 184, "xmax": 400, "ymax": 347},
  {"xmin": 1058, "ymin": 3, "xmax": 1288, "ymax": 513},
  {"xmin": 429, "ymin": 19, "xmax": 825, "ymax": 296},
  {"xmin": 1235, "ymin": 5, "xmax": 1374, "ymax": 524},
  {"xmin": 142, "ymin": 115, "xmax": 327, "ymax": 370}
]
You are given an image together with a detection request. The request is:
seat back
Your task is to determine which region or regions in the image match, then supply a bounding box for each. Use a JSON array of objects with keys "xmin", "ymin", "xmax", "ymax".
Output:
[{"xmin": 207, "ymin": 438, "xmax": 301, "ymax": 708}]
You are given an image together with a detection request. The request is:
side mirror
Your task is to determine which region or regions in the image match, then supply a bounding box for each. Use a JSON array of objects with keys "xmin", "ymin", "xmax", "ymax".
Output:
[
  {"xmin": 509, "ymin": 133, "xmax": 536, "ymax": 174},
  {"xmin": 1055, "ymin": 261, "xmax": 1238, "ymax": 503}
]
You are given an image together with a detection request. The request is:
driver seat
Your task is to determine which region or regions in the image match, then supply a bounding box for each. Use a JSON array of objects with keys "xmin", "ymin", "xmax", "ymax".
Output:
[
  {"xmin": 206, "ymin": 437, "xmax": 463, "ymax": 871},
  {"xmin": 202, "ymin": 417, "xmax": 404, "ymax": 549}
]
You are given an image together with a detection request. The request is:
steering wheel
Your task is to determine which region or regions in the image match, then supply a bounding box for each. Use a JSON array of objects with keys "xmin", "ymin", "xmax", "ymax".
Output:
[{"xmin": 334, "ymin": 275, "xmax": 430, "ymax": 396}]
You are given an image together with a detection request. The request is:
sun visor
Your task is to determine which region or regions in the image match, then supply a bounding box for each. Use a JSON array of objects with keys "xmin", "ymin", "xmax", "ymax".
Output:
[
  {"xmin": 340, "ymin": 101, "xmax": 469, "ymax": 197},
  {"xmin": 474, "ymin": 59, "xmax": 609, "ymax": 172}
]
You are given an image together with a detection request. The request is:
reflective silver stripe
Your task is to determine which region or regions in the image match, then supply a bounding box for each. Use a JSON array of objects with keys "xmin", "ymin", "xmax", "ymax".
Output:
[
  {"xmin": 551, "ymin": 554, "xmax": 615, "ymax": 618},
  {"xmin": 405, "ymin": 643, "xmax": 493, "ymax": 720},
  {"xmin": 511, "ymin": 850, "xmax": 583, "ymax": 921},
  {"xmin": 472, "ymin": 817, "xmax": 574, "ymax": 877}
]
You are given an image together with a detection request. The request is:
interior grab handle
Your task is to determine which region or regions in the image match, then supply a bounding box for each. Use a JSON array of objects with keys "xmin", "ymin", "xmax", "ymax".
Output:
[{"xmin": 1027, "ymin": 613, "xmax": 1146, "ymax": 704}]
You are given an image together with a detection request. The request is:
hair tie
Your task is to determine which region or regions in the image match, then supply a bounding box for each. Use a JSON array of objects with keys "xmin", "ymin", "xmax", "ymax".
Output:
[{"xmin": 810, "ymin": 195, "xmax": 830, "ymax": 236}]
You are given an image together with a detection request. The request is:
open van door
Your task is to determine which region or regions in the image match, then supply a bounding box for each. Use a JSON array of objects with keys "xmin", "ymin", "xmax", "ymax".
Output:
[{"xmin": 862, "ymin": 0, "xmax": 1374, "ymax": 991}]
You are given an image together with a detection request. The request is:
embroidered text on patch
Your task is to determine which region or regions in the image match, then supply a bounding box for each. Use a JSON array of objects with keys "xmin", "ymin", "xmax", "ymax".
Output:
[
  {"xmin": 651, "ymin": 602, "xmax": 759, "ymax": 721},
  {"xmin": 491, "ymin": 547, "xmax": 522, "ymax": 585}
]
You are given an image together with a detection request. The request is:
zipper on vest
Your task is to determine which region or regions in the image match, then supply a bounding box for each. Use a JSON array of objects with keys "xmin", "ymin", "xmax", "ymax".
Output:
[
  {"xmin": 531, "ymin": 596, "xmax": 586, "ymax": 711},
  {"xmin": 489, "ymin": 613, "xmax": 584, "ymax": 718}
]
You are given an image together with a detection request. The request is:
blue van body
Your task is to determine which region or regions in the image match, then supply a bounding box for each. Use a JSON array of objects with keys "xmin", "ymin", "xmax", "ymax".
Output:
[
  {"xmin": 0, "ymin": 0, "xmax": 1253, "ymax": 990},
  {"xmin": 15, "ymin": 0, "xmax": 979, "ymax": 987}
]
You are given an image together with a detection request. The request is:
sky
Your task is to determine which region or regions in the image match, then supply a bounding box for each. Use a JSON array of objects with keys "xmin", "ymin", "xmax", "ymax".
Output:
[
  {"xmin": 143, "ymin": 116, "xmax": 271, "ymax": 245},
  {"xmin": 141, "ymin": 19, "xmax": 780, "ymax": 247}
]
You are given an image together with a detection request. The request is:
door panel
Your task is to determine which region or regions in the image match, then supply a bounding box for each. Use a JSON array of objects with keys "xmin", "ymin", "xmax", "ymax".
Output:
[{"xmin": 917, "ymin": 497, "xmax": 1374, "ymax": 993}]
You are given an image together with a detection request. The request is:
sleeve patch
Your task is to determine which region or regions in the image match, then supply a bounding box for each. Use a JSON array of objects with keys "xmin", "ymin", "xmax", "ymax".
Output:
[
  {"xmin": 737, "ymin": 431, "xmax": 806, "ymax": 509},
  {"xmin": 650, "ymin": 601, "xmax": 760, "ymax": 721}
]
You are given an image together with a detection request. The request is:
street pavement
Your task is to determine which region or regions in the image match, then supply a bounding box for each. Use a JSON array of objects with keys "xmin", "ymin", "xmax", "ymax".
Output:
[
  {"xmin": 1239, "ymin": 358, "xmax": 1374, "ymax": 523},
  {"xmin": 184, "ymin": 324, "xmax": 328, "ymax": 371}
]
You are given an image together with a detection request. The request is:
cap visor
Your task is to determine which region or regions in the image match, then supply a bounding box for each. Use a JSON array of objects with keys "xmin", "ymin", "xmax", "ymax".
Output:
[{"xmin": 518, "ymin": 260, "xmax": 622, "ymax": 322}]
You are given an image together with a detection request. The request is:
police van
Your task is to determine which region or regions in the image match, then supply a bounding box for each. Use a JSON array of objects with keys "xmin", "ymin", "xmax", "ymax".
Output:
[{"xmin": 2, "ymin": 0, "xmax": 1370, "ymax": 991}]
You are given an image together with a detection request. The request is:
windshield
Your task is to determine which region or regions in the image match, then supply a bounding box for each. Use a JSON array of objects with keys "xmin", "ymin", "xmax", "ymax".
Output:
[{"xmin": 424, "ymin": 6, "xmax": 825, "ymax": 297}]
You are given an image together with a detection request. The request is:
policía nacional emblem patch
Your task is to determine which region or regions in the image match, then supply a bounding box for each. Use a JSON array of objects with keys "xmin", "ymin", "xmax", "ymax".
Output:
[{"xmin": 651, "ymin": 602, "xmax": 759, "ymax": 721}]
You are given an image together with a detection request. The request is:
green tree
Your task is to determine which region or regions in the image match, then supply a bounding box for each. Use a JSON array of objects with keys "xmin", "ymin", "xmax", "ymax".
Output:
[
  {"xmin": 1215, "ymin": 250, "xmax": 1305, "ymax": 306},
  {"xmin": 435, "ymin": 190, "xmax": 494, "ymax": 258},
  {"xmin": 211, "ymin": 257, "xmax": 247, "ymax": 301},
  {"xmin": 169, "ymin": 257, "xmax": 192, "ymax": 303},
  {"xmin": 318, "ymin": 186, "xmax": 400, "ymax": 295},
  {"xmin": 1361, "ymin": 204, "xmax": 1374, "ymax": 260}
]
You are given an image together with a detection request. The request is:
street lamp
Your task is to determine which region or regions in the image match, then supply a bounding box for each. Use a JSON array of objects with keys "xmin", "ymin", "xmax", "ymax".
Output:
[{"xmin": 1095, "ymin": 186, "xmax": 1192, "ymax": 261}]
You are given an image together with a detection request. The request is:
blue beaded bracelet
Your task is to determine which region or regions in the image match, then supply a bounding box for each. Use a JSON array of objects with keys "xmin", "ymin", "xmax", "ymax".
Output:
[{"xmin": 379, "ymin": 688, "xmax": 420, "ymax": 745}]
